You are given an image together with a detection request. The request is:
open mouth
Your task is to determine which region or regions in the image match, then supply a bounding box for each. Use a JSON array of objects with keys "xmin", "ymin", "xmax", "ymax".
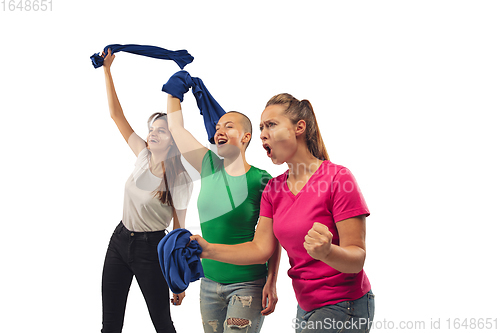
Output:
[
  {"xmin": 217, "ymin": 138, "xmax": 228, "ymax": 146},
  {"xmin": 263, "ymin": 143, "xmax": 272, "ymax": 157},
  {"xmin": 149, "ymin": 138, "xmax": 159, "ymax": 144}
]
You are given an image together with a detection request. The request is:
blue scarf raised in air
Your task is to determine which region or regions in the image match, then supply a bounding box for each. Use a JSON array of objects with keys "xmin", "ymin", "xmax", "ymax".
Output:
[
  {"xmin": 90, "ymin": 44, "xmax": 194, "ymax": 69},
  {"xmin": 162, "ymin": 70, "xmax": 226, "ymax": 144}
]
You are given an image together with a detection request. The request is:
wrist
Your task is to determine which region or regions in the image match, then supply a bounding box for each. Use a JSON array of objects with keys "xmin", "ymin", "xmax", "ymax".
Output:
[
  {"xmin": 266, "ymin": 271, "xmax": 278, "ymax": 283},
  {"xmin": 322, "ymin": 244, "xmax": 335, "ymax": 263},
  {"xmin": 203, "ymin": 243, "xmax": 215, "ymax": 260}
]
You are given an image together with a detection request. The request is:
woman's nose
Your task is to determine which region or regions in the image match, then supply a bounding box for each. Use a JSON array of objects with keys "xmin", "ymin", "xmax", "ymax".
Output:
[
  {"xmin": 215, "ymin": 128, "xmax": 225, "ymax": 137},
  {"xmin": 260, "ymin": 130, "xmax": 268, "ymax": 141}
]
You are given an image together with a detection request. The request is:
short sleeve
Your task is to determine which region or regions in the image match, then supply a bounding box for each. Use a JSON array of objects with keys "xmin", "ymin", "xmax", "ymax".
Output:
[
  {"xmin": 331, "ymin": 167, "xmax": 370, "ymax": 223},
  {"xmin": 200, "ymin": 150, "xmax": 223, "ymax": 178},
  {"xmin": 131, "ymin": 147, "xmax": 153, "ymax": 185},
  {"xmin": 171, "ymin": 171, "xmax": 193, "ymax": 210},
  {"xmin": 259, "ymin": 179, "xmax": 274, "ymax": 219},
  {"xmin": 260, "ymin": 171, "xmax": 272, "ymax": 193}
]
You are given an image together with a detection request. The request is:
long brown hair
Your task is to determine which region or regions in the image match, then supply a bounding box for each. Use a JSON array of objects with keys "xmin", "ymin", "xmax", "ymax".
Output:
[
  {"xmin": 147, "ymin": 112, "xmax": 191, "ymax": 206},
  {"xmin": 266, "ymin": 93, "xmax": 329, "ymax": 160}
]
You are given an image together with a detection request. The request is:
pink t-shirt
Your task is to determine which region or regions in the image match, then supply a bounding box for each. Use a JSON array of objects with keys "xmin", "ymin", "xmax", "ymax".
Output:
[{"xmin": 260, "ymin": 160, "xmax": 371, "ymax": 312}]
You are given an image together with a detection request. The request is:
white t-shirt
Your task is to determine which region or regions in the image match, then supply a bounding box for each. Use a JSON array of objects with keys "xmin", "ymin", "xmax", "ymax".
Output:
[{"xmin": 122, "ymin": 132, "xmax": 192, "ymax": 232}]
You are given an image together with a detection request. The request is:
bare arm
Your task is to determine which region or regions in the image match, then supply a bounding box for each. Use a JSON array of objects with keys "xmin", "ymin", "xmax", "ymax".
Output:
[
  {"xmin": 191, "ymin": 216, "xmax": 277, "ymax": 265},
  {"xmin": 166, "ymin": 95, "xmax": 208, "ymax": 174},
  {"xmin": 261, "ymin": 242, "xmax": 281, "ymax": 316},
  {"xmin": 102, "ymin": 49, "xmax": 140, "ymax": 154},
  {"xmin": 170, "ymin": 208, "xmax": 187, "ymax": 306},
  {"xmin": 304, "ymin": 216, "xmax": 367, "ymax": 274},
  {"xmin": 172, "ymin": 208, "xmax": 187, "ymax": 230}
]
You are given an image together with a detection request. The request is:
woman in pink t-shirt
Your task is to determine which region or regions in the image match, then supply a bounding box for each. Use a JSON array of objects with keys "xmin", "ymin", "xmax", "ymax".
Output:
[{"xmin": 192, "ymin": 93, "xmax": 374, "ymax": 333}]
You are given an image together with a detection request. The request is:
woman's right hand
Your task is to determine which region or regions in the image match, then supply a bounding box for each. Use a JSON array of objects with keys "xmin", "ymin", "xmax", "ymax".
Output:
[{"xmin": 102, "ymin": 48, "xmax": 115, "ymax": 69}]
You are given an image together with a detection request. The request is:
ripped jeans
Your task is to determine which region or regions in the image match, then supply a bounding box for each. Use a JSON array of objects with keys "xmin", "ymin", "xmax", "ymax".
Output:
[{"xmin": 200, "ymin": 277, "xmax": 266, "ymax": 333}]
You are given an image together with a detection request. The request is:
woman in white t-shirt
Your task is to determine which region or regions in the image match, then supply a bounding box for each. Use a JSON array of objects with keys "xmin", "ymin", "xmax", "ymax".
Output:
[{"xmin": 100, "ymin": 49, "xmax": 192, "ymax": 333}]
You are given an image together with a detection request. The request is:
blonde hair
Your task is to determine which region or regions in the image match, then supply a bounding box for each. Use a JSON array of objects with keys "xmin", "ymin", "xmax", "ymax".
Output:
[{"xmin": 266, "ymin": 93, "xmax": 329, "ymax": 160}]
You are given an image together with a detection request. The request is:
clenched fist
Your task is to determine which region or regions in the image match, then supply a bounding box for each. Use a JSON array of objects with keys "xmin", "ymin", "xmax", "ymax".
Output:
[{"xmin": 304, "ymin": 222, "xmax": 333, "ymax": 261}]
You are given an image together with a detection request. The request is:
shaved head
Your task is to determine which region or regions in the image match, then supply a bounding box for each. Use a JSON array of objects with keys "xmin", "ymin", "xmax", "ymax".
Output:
[{"xmin": 225, "ymin": 111, "xmax": 252, "ymax": 149}]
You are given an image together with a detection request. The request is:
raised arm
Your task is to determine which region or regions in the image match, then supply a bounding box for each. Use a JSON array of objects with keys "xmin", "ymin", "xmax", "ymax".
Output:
[
  {"xmin": 166, "ymin": 94, "xmax": 208, "ymax": 174},
  {"xmin": 102, "ymin": 50, "xmax": 138, "ymax": 145},
  {"xmin": 191, "ymin": 216, "xmax": 277, "ymax": 265}
]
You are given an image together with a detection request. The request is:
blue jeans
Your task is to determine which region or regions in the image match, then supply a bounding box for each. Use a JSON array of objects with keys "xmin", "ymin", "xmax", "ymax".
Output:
[
  {"xmin": 101, "ymin": 222, "xmax": 176, "ymax": 333},
  {"xmin": 295, "ymin": 290, "xmax": 375, "ymax": 333},
  {"xmin": 199, "ymin": 277, "xmax": 266, "ymax": 333}
]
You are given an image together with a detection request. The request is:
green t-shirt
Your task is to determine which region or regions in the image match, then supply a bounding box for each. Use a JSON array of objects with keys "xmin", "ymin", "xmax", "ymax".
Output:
[{"xmin": 197, "ymin": 150, "xmax": 272, "ymax": 283}]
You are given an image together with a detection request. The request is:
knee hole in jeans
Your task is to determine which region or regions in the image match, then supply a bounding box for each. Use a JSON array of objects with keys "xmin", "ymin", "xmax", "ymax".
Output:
[{"xmin": 226, "ymin": 318, "xmax": 251, "ymax": 328}]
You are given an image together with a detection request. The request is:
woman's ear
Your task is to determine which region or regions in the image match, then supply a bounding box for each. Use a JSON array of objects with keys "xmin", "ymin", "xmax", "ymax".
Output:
[
  {"xmin": 242, "ymin": 132, "xmax": 251, "ymax": 145},
  {"xmin": 295, "ymin": 119, "xmax": 307, "ymax": 137}
]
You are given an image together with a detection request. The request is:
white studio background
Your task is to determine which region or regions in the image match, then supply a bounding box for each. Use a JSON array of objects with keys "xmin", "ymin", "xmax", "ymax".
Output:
[{"xmin": 1, "ymin": 1, "xmax": 499, "ymax": 332}]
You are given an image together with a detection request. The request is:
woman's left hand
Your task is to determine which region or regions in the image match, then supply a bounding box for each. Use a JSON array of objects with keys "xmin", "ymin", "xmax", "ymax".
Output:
[
  {"xmin": 261, "ymin": 279, "xmax": 278, "ymax": 316},
  {"xmin": 101, "ymin": 48, "xmax": 115, "ymax": 69},
  {"xmin": 304, "ymin": 222, "xmax": 333, "ymax": 261},
  {"xmin": 171, "ymin": 291, "xmax": 185, "ymax": 306}
]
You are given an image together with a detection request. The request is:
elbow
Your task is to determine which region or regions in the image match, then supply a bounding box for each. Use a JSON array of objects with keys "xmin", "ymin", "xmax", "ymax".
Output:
[
  {"xmin": 168, "ymin": 126, "xmax": 182, "ymax": 142},
  {"xmin": 170, "ymin": 121, "xmax": 183, "ymax": 132},
  {"xmin": 339, "ymin": 263, "xmax": 365, "ymax": 274},
  {"xmin": 110, "ymin": 111, "xmax": 123, "ymax": 121},
  {"xmin": 166, "ymin": 116, "xmax": 182, "ymax": 134},
  {"xmin": 345, "ymin": 265, "xmax": 364, "ymax": 274},
  {"xmin": 256, "ymin": 258, "xmax": 268, "ymax": 265},
  {"xmin": 347, "ymin": 251, "xmax": 366, "ymax": 274},
  {"xmin": 255, "ymin": 247, "xmax": 275, "ymax": 265},
  {"xmin": 336, "ymin": 248, "xmax": 366, "ymax": 274}
]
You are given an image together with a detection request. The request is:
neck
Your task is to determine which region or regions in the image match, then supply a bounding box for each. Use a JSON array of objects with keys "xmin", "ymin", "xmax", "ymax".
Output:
[
  {"xmin": 286, "ymin": 143, "xmax": 322, "ymax": 179},
  {"xmin": 150, "ymin": 149, "xmax": 169, "ymax": 176},
  {"xmin": 224, "ymin": 151, "xmax": 251, "ymax": 176}
]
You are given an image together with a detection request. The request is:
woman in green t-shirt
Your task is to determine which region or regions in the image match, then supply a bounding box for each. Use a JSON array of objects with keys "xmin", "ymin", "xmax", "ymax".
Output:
[{"xmin": 166, "ymin": 93, "xmax": 280, "ymax": 333}]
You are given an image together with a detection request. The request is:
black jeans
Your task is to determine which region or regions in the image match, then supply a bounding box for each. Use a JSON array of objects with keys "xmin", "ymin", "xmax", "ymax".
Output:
[{"xmin": 101, "ymin": 222, "xmax": 176, "ymax": 333}]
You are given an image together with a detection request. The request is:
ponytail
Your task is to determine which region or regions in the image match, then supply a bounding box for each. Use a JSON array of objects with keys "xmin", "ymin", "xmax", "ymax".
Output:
[{"xmin": 266, "ymin": 94, "xmax": 329, "ymax": 160}]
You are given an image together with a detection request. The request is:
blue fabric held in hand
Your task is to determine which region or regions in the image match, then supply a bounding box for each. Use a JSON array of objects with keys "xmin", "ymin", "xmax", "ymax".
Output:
[
  {"xmin": 162, "ymin": 70, "xmax": 226, "ymax": 144},
  {"xmin": 90, "ymin": 44, "xmax": 194, "ymax": 69},
  {"xmin": 157, "ymin": 228, "xmax": 204, "ymax": 294}
]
